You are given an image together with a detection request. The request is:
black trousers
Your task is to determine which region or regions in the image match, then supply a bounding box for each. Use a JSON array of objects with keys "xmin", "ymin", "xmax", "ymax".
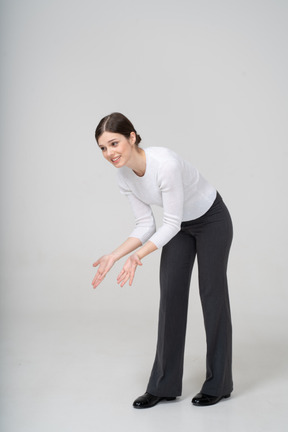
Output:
[{"xmin": 146, "ymin": 193, "xmax": 233, "ymax": 398}]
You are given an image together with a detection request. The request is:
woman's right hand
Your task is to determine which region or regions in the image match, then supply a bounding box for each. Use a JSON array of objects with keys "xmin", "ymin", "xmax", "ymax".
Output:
[{"xmin": 92, "ymin": 254, "xmax": 117, "ymax": 289}]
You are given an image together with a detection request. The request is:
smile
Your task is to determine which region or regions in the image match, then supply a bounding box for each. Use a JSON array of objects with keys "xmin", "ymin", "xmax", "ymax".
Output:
[{"xmin": 111, "ymin": 156, "xmax": 121, "ymax": 163}]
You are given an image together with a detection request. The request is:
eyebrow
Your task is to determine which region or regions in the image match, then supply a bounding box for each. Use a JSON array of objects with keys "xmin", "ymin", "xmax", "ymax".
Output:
[{"xmin": 99, "ymin": 138, "xmax": 117, "ymax": 147}]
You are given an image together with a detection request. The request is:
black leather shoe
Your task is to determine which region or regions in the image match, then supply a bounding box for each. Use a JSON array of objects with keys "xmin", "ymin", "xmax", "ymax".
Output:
[
  {"xmin": 192, "ymin": 392, "xmax": 231, "ymax": 406},
  {"xmin": 133, "ymin": 392, "xmax": 176, "ymax": 409}
]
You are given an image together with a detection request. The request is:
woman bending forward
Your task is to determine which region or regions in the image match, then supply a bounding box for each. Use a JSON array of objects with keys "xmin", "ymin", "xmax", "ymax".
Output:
[{"xmin": 92, "ymin": 112, "xmax": 233, "ymax": 408}]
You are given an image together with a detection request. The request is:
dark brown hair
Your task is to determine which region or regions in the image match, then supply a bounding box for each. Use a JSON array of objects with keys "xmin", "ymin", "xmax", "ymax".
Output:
[{"xmin": 95, "ymin": 112, "xmax": 142, "ymax": 145}]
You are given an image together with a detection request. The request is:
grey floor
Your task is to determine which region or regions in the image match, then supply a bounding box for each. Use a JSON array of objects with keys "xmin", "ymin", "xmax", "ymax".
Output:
[{"xmin": 1, "ymin": 305, "xmax": 287, "ymax": 432}]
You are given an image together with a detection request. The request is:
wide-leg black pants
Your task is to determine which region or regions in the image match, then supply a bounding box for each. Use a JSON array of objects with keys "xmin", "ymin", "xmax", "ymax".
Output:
[{"xmin": 146, "ymin": 193, "xmax": 233, "ymax": 398}]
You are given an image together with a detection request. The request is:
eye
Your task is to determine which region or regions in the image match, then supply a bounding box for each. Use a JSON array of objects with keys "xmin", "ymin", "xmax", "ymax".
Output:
[
  {"xmin": 99, "ymin": 146, "xmax": 106, "ymax": 151},
  {"xmin": 111, "ymin": 142, "xmax": 118, "ymax": 146}
]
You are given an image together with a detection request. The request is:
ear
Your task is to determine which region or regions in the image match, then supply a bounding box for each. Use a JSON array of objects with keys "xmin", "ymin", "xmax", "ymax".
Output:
[{"xmin": 129, "ymin": 132, "xmax": 136, "ymax": 145}]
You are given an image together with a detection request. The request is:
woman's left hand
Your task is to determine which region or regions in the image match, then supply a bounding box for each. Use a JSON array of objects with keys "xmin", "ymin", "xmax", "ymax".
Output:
[{"xmin": 117, "ymin": 253, "xmax": 142, "ymax": 287}]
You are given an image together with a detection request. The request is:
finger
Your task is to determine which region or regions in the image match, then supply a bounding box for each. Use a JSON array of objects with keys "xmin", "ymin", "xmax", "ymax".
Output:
[
  {"xmin": 120, "ymin": 273, "xmax": 130, "ymax": 287},
  {"xmin": 92, "ymin": 276, "xmax": 98, "ymax": 286},
  {"xmin": 117, "ymin": 271, "xmax": 127, "ymax": 285},
  {"xmin": 92, "ymin": 280, "xmax": 100, "ymax": 289},
  {"xmin": 117, "ymin": 269, "xmax": 129, "ymax": 285},
  {"xmin": 92, "ymin": 269, "xmax": 106, "ymax": 286},
  {"xmin": 93, "ymin": 259, "xmax": 101, "ymax": 267},
  {"xmin": 92, "ymin": 272, "xmax": 102, "ymax": 285},
  {"xmin": 92, "ymin": 273, "xmax": 106, "ymax": 289},
  {"xmin": 117, "ymin": 269, "xmax": 125, "ymax": 282},
  {"xmin": 93, "ymin": 262, "xmax": 111, "ymax": 282},
  {"xmin": 129, "ymin": 266, "xmax": 137, "ymax": 286},
  {"xmin": 92, "ymin": 278, "xmax": 101, "ymax": 288}
]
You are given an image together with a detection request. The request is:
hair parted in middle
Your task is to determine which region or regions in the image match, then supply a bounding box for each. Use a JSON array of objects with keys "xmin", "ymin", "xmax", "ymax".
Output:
[{"xmin": 95, "ymin": 112, "xmax": 142, "ymax": 146}]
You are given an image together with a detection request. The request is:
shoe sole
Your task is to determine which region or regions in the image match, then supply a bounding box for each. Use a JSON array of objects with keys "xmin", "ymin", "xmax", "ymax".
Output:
[
  {"xmin": 192, "ymin": 394, "xmax": 231, "ymax": 407},
  {"xmin": 133, "ymin": 397, "xmax": 176, "ymax": 409}
]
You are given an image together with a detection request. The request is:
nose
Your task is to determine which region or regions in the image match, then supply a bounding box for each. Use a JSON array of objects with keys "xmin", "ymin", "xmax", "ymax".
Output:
[{"xmin": 106, "ymin": 147, "xmax": 114, "ymax": 158}]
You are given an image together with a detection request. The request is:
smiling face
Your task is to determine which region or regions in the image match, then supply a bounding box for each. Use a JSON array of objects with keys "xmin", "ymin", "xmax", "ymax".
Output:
[{"xmin": 97, "ymin": 131, "xmax": 136, "ymax": 168}]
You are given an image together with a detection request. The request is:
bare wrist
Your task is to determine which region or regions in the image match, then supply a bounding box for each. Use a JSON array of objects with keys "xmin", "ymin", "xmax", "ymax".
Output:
[{"xmin": 110, "ymin": 252, "xmax": 120, "ymax": 262}]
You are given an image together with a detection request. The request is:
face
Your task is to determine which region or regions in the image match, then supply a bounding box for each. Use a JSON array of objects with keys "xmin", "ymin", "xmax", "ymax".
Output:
[{"xmin": 98, "ymin": 131, "xmax": 136, "ymax": 168}]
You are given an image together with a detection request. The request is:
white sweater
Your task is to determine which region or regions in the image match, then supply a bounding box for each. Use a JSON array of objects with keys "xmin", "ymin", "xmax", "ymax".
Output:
[{"xmin": 117, "ymin": 147, "xmax": 216, "ymax": 249}]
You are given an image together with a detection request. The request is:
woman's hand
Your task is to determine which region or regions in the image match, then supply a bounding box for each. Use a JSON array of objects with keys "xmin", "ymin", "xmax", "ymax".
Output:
[
  {"xmin": 92, "ymin": 254, "xmax": 117, "ymax": 289},
  {"xmin": 117, "ymin": 253, "xmax": 142, "ymax": 287}
]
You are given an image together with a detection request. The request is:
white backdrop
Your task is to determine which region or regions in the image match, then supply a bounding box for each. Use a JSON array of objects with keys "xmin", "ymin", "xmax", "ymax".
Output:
[{"xmin": 1, "ymin": 0, "xmax": 287, "ymax": 414}]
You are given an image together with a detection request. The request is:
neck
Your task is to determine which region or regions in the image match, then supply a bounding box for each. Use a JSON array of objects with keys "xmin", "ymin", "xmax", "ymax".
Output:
[{"xmin": 127, "ymin": 147, "xmax": 146, "ymax": 177}]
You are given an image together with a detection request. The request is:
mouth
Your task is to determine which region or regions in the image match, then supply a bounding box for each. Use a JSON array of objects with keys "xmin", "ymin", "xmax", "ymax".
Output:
[{"xmin": 111, "ymin": 156, "xmax": 121, "ymax": 163}]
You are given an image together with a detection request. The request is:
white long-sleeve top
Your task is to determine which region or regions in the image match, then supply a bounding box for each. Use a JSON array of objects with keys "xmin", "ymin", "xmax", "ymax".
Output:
[{"xmin": 117, "ymin": 147, "xmax": 216, "ymax": 249}]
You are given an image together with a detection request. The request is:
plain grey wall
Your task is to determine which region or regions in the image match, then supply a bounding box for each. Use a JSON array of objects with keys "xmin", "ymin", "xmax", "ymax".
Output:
[{"xmin": 1, "ymin": 0, "xmax": 287, "ymax": 330}]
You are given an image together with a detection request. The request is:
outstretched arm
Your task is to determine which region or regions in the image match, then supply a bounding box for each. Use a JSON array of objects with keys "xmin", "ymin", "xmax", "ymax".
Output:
[
  {"xmin": 117, "ymin": 240, "xmax": 157, "ymax": 287},
  {"xmin": 92, "ymin": 238, "xmax": 158, "ymax": 289},
  {"xmin": 92, "ymin": 237, "xmax": 142, "ymax": 289}
]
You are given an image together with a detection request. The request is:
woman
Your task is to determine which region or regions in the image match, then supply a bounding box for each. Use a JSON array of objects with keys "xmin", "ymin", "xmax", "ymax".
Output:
[{"xmin": 92, "ymin": 112, "xmax": 233, "ymax": 408}]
